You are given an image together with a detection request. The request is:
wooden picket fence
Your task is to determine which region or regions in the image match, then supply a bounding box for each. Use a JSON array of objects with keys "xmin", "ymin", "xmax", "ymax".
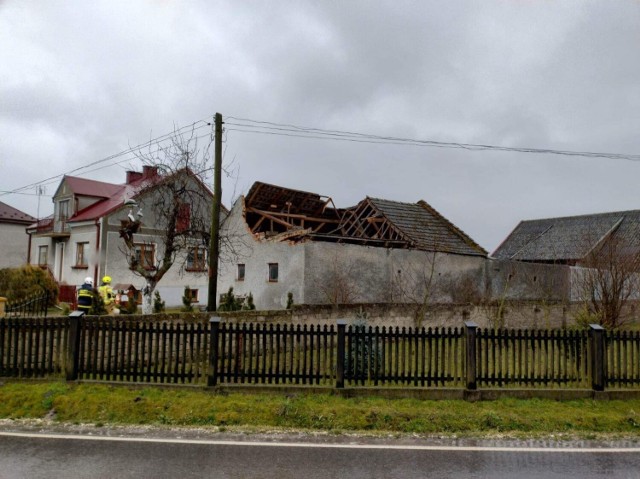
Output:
[{"xmin": 1, "ymin": 315, "xmax": 639, "ymax": 392}]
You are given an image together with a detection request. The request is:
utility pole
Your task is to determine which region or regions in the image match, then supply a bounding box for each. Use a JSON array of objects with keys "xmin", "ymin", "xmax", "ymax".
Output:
[{"xmin": 207, "ymin": 112, "xmax": 223, "ymax": 311}]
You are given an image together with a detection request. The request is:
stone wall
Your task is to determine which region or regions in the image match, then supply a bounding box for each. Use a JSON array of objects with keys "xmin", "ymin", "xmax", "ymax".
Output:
[{"xmin": 106, "ymin": 299, "xmax": 640, "ymax": 329}]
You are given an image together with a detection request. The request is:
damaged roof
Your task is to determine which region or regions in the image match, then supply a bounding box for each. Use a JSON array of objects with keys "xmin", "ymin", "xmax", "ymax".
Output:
[
  {"xmin": 243, "ymin": 181, "xmax": 487, "ymax": 257},
  {"xmin": 492, "ymin": 209, "xmax": 640, "ymax": 263}
]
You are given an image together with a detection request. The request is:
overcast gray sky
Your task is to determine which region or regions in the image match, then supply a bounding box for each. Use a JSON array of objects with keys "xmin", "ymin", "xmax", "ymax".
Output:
[{"xmin": 2, "ymin": 1, "xmax": 639, "ymax": 252}]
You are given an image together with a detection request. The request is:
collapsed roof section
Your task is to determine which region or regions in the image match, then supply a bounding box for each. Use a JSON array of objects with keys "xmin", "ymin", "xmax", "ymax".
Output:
[{"xmin": 244, "ymin": 181, "xmax": 487, "ymax": 257}]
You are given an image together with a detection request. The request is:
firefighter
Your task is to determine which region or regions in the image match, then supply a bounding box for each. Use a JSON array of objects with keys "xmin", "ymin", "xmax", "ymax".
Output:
[
  {"xmin": 99, "ymin": 275, "xmax": 115, "ymax": 313},
  {"xmin": 77, "ymin": 277, "xmax": 94, "ymax": 314}
]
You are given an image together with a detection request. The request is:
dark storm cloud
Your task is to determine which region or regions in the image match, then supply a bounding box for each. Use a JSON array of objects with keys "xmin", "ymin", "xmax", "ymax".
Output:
[{"xmin": 1, "ymin": 1, "xmax": 639, "ymax": 250}]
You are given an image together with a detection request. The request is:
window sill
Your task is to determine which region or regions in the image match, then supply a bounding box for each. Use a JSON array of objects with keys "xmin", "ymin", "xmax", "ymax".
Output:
[
  {"xmin": 72, "ymin": 265, "xmax": 88, "ymax": 270},
  {"xmin": 185, "ymin": 268, "xmax": 207, "ymax": 272}
]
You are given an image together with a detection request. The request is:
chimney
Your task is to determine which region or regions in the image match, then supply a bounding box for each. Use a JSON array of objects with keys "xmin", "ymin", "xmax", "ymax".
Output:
[
  {"xmin": 142, "ymin": 165, "xmax": 159, "ymax": 179},
  {"xmin": 126, "ymin": 171, "xmax": 143, "ymax": 184}
]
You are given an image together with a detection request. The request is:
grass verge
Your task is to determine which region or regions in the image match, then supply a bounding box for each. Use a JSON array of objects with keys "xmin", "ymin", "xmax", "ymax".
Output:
[{"xmin": 1, "ymin": 381, "xmax": 640, "ymax": 439}]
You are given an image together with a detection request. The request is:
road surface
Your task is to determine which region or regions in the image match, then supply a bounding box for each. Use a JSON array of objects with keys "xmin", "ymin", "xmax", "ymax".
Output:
[{"xmin": 0, "ymin": 428, "xmax": 639, "ymax": 478}]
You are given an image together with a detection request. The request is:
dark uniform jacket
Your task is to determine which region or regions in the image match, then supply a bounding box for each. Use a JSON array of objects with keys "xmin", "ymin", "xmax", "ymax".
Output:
[{"xmin": 77, "ymin": 284, "xmax": 94, "ymax": 312}]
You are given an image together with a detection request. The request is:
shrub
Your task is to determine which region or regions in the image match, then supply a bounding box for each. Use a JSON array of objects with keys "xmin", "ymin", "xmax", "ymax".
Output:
[
  {"xmin": 153, "ymin": 290, "xmax": 166, "ymax": 314},
  {"xmin": 219, "ymin": 287, "xmax": 242, "ymax": 312},
  {"xmin": 91, "ymin": 291, "xmax": 107, "ymax": 315},
  {"xmin": 345, "ymin": 308, "xmax": 382, "ymax": 381},
  {"xmin": 181, "ymin": 286, "xmax": 194, "ymax": 312},
  {"xmin": 286, "ymin": 292, "xmax": 294, "ymax": 309},
  {"xmin": 60, "ymin": 303, "xmax": 71, "ymax": 316},
  {"xmin": 0, "ymin": 265, "xmax": 58, "ymax": 305},
  {"xmin": 120, "ymin": 296, "xmax": 138, "ymax": 315}
]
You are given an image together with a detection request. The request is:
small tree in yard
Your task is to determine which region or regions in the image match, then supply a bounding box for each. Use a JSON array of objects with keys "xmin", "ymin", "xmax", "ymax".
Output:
[
  {"xmin": 119, "ymin": 129, "xmax": 214, "ymax": 314},
  {"xmin": 153, "ymin": 290, "xmax": 166, "ymax": 313},
  {"xmin": 393, "ymin": 247, "xmax": 442, "ymax": 328},
  {"xmin": 218, "ymin": 286, "xmax": 242, "ymax": 311},
  {"xmin": 181, "ymin": 286, "xmax": 194, "ymax": 312}
]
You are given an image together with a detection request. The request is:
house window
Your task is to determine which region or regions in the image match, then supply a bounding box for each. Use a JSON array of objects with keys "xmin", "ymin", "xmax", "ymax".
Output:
[
  {"xmin": 268, "ymin": 263, "xmax": 278, "ymax": 282},
  {"xmin": 176, "ymin": 203, "xmax": 191, "ymax": 233},
  {"xmin": 186, "ymin": 247, "xmax": 207, "ymax": 271},
  {"xmin": 75, "ymin": 242, "xmax": 89, "ymax": 268},
  {"xmin": 185, "ymin": 288, "xmax": 199, "ymax": 303},
  {"xmin": 38, "ymin": 245, "xmax": 48, "ymax": 266},
  {"xmin": 237, "ymin": 264, "xmax": 245, "ymax": 281},
  {"xmin": 57, "ymin": 200, "xmax": 70, "ymax": 221},
  {"xmin": 133, "ymin": 243, "xmax": 155, "ymax": 270}
]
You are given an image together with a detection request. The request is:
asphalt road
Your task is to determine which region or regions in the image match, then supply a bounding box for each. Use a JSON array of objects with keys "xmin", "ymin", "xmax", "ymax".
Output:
[{"xmin": 0, "ymin": 430, "xmax": 639, "ymax": 479}]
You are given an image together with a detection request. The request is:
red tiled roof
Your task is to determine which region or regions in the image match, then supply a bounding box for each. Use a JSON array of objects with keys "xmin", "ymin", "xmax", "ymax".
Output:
[
  {"xmin": 67, "ymin": 168, "xmax": 216, "ymax": 223},
  {"xmin": 64, "ymin": 176, "xmax": 123, "ymax": 199},
  {"xmin": 69, "ymin": 180, "xmax": 150, "ymax": 223},
  {"xmin": 0, "ymin": 200, "xmax": 36, "ymax": 224}
]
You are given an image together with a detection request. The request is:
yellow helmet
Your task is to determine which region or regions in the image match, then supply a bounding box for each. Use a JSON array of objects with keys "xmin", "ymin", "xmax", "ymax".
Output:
[{"xmin": 102, "ymin": 276, "xmax": 112, "ymax": 284}]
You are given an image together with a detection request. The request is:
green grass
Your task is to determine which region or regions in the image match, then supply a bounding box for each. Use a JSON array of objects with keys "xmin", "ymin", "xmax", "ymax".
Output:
[{"xmin": 1, "ymin": 381, "xmax": 640, "ymax": 439}]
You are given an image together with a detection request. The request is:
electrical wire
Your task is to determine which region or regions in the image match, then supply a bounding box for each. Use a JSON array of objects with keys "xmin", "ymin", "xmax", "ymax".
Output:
[
  {"xmin": 5, "ymin": 112, "xmax": 639, "ymax": 201},
  {"xmin": 226, "ymin": 116, "xmax": 640, "ymax": 162},
  {"xmin": 1, "ymin": 118, "xmax": 215, "ymax": 198}
]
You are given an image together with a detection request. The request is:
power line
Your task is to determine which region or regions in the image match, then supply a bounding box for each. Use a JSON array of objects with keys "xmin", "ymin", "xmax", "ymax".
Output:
[
  {"xmin": 6, "ymin": 112, "xmax": 639, "ymax": 202},
  {"xmin": 226, "ymin": 116, "xmax": 640, "ymax": 162},
  {"xmin": 0, "ymin": 191, "xmax": 52, "ymax": 197},
  {"xmin": 1, "ymin": 119, "xmax": 214, "ymax": 198}
]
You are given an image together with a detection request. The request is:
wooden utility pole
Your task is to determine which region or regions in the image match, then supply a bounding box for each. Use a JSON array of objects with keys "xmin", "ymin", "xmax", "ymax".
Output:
[{"xmin": 207, "ymin": 112, "xmax": 223, "ymax": 311}]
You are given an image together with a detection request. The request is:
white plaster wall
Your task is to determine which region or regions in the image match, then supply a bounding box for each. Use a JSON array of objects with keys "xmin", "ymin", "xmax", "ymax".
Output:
[
  {"xmin": 63, "ymin": 225, "xmax": 97, "ymax": 286},
  {"xmin": 99, "ymin": 178, "xmax": 212, "ymax": 308},
  {"xmin": 218, "ymin": 199, "xmax": 305, "ymax": 310},
  {"xmin": 0, "ymin": 223, "xmax": 30, "ymax": 268},
  {"xmin": 102, "ymin": 229, "xmax": 209, "ymax": 308},
  {"xmin": 28, "ymin": 236, "xmax": 54, "ymax": 270}
]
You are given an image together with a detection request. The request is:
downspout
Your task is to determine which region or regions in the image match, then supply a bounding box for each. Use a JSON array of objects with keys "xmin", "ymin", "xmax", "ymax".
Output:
[
  {"xmin": 94, "ymin": 218, "xmax": 101, "ymax": 285},
  {"xmin": 27, "ymin": 228, "xmax": 32, "ymax": 265},
  {"xmin": 58, "ymin": 242, "xmax": 65, "ymax": 282}
]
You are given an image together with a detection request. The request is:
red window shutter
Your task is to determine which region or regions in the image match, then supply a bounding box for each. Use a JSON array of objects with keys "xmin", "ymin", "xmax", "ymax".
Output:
[{"xmin": 177, "ymin": 203, "xmax": 191, "ymax": 233}]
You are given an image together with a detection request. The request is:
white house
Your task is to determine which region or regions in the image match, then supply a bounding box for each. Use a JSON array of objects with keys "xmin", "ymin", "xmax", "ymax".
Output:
[{"xmin": 27, "ymin": 166, "xmax": 214, "ymax": 308}]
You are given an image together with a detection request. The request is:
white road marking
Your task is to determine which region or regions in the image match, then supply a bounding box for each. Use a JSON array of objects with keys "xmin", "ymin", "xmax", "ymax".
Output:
[{"xmin": 0, "ymin": 431, "xmax": 638, "ymax": 453}]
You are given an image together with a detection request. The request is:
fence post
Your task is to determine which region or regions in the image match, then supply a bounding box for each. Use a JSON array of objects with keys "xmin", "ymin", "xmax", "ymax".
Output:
[
  {"xmin": 336, "ymin": 319, "xmax": 347, "ymax": 389},
  {"xmin": 465, "ymin": 321, "xmax": 478, "ymax": 391},
  {"xmin": 590, "ymin": 324, "xmax": 605, "ymax": 392},
  {"xmin": 66, "ymin": 311, "xmax": 84, "ymax": 381},
  {"xmin": 208, "ymin": 316, "xmax": 221, "ymax": 387}
]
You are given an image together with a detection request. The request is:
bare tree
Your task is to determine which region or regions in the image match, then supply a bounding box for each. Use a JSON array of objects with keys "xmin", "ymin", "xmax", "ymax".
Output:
[
  {"xmin": 119, "ymin": 130, "xmax": 214, "ymax": 314},
  {"xmin": 574, "ymin": 234, "xmax": 640, "ymax": 329},
  {"xmin": 311, "ymin": 250, "xmax": 361, "ymax": 307},
  {"xmin": 392, "ymin": 248, "xmax": 441, "ymax": 327}
]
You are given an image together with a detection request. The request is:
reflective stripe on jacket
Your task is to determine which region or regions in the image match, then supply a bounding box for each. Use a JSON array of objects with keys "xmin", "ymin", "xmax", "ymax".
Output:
[{"xmin": 77, "ymin": 285, "xmax": 94, "ymax": 310}]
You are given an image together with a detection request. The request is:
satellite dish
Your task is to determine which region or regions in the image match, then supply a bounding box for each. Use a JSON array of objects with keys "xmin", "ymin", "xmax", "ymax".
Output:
[{"xmin": 124, "ymin": 198, "xmax": 137, "ymax": 206}]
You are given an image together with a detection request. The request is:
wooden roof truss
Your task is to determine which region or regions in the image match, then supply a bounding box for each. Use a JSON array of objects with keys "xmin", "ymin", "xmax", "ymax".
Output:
[
  {"xmin": 244, "ymin": 183, "xmax": 413, "ymax": 248},
  {"xmin": 337, "ymin": 198, "xmax": 412, "ymax": 247}
]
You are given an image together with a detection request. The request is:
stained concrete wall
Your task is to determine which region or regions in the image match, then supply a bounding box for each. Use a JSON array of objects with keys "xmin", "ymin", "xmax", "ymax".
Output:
[
  {"xmin": 0, "ymin": 223, "xmax": 30, "ymax": 268},
  {"xmin": 210, "ymin": 302, "xmax": 620, "ymax": 330},
  {"xmin": 484, "ymin": 259, "xmax": 570, "ymax": 302}
]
